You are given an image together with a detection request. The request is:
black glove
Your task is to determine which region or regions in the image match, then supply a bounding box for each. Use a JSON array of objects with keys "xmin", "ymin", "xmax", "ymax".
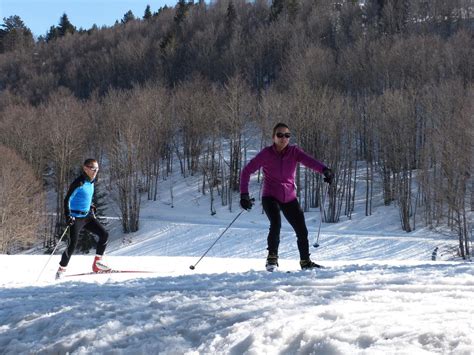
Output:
[
  {"xmin": 322, "ymin": 167, "xmax": 334, "ymax": 185},
  {"xmin": 66, "ymin": 215, "xmax": 75, "ymax": 226},
  {"xmin": 90, "ymin": 204, "xmax": 97, "ymax": 217},
  {"xmin": 240, "ymin": 193, "xmax": 255, "ymax": 211}
]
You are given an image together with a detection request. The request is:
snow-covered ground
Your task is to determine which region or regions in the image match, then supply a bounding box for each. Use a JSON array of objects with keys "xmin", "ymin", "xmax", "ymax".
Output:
[{"xmin": 1, "ymin": 173, "xmax": 473, "ymax": 354}]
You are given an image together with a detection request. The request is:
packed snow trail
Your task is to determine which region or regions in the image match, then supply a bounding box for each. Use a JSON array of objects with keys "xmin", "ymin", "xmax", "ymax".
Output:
[{"xmin": 0, "ymin": 257, "xmax": 472, "ymax": 354}]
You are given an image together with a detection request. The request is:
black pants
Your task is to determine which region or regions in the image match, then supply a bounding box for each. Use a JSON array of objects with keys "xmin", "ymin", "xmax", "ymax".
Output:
[
  {"xmin": 262, "ymin": 197, "xmax": 310, "ymax": 260},
  {"xmin": 60, "ymin": 215, "xmax": 108, "ymax": 267}
]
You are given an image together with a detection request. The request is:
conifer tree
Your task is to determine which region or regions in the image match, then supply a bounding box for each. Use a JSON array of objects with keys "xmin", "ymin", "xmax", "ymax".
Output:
[
  {"xmin": 45, "ymin": 25, "xmax": 59, "ymax": 42},
  {"xmin": 226, "ymin": 1, "xmax": 237, "ymax": 28},
  {"xmin": 270, "ymin": 0, "xmax": 285, "ymax": 22},
  {"xmin": 58, "ymin": 13, "xmax": 76, "ymax": 36},
  {"xmin": 122, "ymin": 10, "xmax": 136, "ymax": 24},
  {"xmin": 174, "ymin": 0, "xmax": 189, "ymax": 25},
  {"xmin": 46, "ymin": 13, "xmax": 75, "ymax": 41},
  {"xmin": 154, "ymin": 5, "xmax": 169, "ymax": 17},
  {"xmin": 0, "ymin": 15, "xmax": 34, "ymax": 53},
  {"xmin": 144, "ymin": 5, "xmax": 152, "ymax": 20}
]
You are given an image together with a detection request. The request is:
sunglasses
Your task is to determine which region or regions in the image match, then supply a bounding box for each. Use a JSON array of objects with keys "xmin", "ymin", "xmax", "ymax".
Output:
[
  {"xmin": 87, "ymin": 166, "xmax": 99, "ymax": 172},
  {"xmin": 276, "ymin": 132, "xmax": 291, "ymax": 138}
]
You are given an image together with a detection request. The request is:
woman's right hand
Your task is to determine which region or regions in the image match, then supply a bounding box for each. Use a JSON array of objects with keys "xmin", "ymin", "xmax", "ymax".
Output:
[{"xmin": 240, "ymin": 193, "xmax": 255, "ymax": 210}]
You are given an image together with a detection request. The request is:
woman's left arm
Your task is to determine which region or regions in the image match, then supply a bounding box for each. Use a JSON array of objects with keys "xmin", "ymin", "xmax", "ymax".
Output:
[{"xmin": 295, "ymin": 146, "xmax": 326, "ymax": 174}]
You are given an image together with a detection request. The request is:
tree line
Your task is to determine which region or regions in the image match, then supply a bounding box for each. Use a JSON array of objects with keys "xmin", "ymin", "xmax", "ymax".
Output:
[{"xmin": 0, "ymin": 0, "xmax": 472, "ymax": 258}]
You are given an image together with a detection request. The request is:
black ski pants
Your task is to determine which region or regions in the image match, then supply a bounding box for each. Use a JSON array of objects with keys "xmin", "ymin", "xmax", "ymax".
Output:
[
  {"xmin": 262, "ymin": 197, "xmax": 310, "ymax": 260},
  {"xmin": 60, "ymin": 214, "xmax": 108, "ymax": 267}
]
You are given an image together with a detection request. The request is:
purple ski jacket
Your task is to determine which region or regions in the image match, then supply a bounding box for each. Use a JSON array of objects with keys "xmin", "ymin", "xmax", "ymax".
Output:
[{"xmin": 240, "ymin": 144, "xmax": 327, "ymax": 204}]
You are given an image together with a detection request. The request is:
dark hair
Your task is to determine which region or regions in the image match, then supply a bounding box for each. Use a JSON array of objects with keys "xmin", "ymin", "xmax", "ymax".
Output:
[
  {"xmin": 83, "ymin": 158, "xmax": 98, "ymax": 166},
  {"xmin": 272, "ymin": 123, "xmax": 289, "ymax": 137}
]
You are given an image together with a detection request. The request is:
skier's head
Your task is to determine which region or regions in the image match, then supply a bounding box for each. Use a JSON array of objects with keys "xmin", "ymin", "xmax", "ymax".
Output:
[
  {"xmin": 83, "ymin": 158, "xmax": 99, "ymax": 180},
  {"xmin": 272, "ymin": 123, "xmax": 290, "ymax": 137},
  {"xmin": 272, "ymin": 123, "xmax": 291, "ymax": 152}
]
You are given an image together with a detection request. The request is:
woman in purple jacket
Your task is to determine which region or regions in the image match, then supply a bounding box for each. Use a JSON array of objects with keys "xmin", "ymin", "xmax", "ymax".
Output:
[{"xmin": 240, "ymin": 123, "xmax": 333, "ymax": 271}]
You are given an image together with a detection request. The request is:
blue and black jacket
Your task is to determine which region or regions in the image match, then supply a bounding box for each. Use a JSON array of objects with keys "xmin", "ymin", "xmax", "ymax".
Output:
[{"xmin": 64, "ymin": 173, "xmax": 95, "ymax": 218}]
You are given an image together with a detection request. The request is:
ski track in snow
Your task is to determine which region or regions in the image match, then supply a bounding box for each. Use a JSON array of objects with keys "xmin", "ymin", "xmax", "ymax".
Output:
[{"xmin": 107, "ymin": 218, "xmax": 448, "ymax": 262}]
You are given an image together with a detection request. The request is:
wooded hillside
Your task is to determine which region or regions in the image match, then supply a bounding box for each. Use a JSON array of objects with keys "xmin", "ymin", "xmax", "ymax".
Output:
[{"xmin": 0, "ymin": 0, "xmax": 472, "ymax": 257}]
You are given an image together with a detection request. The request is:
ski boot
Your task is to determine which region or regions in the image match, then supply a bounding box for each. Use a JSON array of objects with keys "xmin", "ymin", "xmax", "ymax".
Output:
[
  {"xmin": 55, "ymin": 266, "xmax": 66, "ymax": 280},
  {"xmin": 92, "ymin": 255, "xmax": 111, "ymax": 273},
  {"xmin": 266, "ymin": 252, "xmax": 279, "ymax": 272},
  {"xmin": 300, "ymin": 259, "xmax": 323, "ymax": 270}
]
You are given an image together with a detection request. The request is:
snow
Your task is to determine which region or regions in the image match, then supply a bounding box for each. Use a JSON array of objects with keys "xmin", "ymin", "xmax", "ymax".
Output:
[{"xmin": 1, "ymin": 173, "xmax": 473, "ymax": 354}]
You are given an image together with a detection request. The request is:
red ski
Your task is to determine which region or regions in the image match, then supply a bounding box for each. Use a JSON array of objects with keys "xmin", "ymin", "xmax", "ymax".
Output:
[{"xmin": 65, "ymin": 269, "xmax": 156, "ymax": 277}]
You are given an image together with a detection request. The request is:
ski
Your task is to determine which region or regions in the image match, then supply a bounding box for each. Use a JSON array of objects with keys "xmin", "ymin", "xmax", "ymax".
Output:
[
  {"xmin": 265, "ymin": 269, "xmax": 293, "ymax": 274},
  {"xmin": 65, "ymin": 269, "xmax": 156, "ymax": 277},
  {"xmin": 266, "ymin": 265, "xmax": 278, "ymax": 272},
  {"xmin": 306, "ymin": 263, "xmax": 325, "ymax": 269},
  {"xmin": 267, "ymin": 264, "xmax": 325, "ymax": 273}
]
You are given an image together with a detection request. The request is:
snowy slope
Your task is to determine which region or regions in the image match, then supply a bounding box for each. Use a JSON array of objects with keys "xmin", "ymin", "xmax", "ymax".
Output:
[
  {"xmin": 1, "ymin": 174, "xmax": 473, "ymax": 354},
  {"xmin": 1, "ymin": 257, "xmax": 472, "ymax": 354}
]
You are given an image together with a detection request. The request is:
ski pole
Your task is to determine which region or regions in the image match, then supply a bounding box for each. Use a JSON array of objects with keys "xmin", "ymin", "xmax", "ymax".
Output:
[
  {"xmin": 313, "ymin": 185, "xmax": 328, "ymax": 248},
  {"xmin": 190, "ymin": 210, "xmax": 245, "ymax": 270},
  {"xmin": 36, "ymin": 225, "xmax": 69, "ymax": 281}
]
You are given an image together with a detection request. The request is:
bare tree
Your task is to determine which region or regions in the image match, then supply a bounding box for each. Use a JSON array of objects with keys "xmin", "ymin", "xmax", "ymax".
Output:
[
  {"xmin": 40, "ymin": 88, "xmax": 89, "ymax": 234},
  {"xmin": 103, "ymin": 89, "xmax": 144, "ymax": 233},
  {"xmin": 172, "ymin": 78, "xmax": 214, "ymax": 178},
  {"xmin": 126, "ymin": 84, "xmax": 170, "ymax": 202},
  {"xmin": 421, "ymin": 81, "xmax": 472, "ymax": 258},
  {"xmin": 186, "ymin": 81, "xmax": 221, "ymax": 214},
  {"xmin": 0, "ymin": 146, "xmax": 45, "ymax": 253},
  {"xmin": 0, "ymin": 99, "xmax": 49, "ymax": 176},
  {"xmin": 369, "ymin": 88, "xmax": 418, "ymax": 232},
  {"xmin": 220, "ymin": 74, "xmax": 254, "ymax": 210},
  {"xmin": 282, "ymin": 56, "xmax": 354, "ymax": 223}
]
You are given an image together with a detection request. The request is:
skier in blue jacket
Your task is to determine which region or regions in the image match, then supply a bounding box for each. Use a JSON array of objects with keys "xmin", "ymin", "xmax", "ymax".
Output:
[{"xmin": 56, "ymin": 159, "xmax": 110, "ymax": 279}]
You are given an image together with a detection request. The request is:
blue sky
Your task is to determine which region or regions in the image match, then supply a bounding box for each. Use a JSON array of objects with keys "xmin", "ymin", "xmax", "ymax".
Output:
[{"xmin": 0, "ymin": 0, "xmax": 177, "ymax": 38}]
